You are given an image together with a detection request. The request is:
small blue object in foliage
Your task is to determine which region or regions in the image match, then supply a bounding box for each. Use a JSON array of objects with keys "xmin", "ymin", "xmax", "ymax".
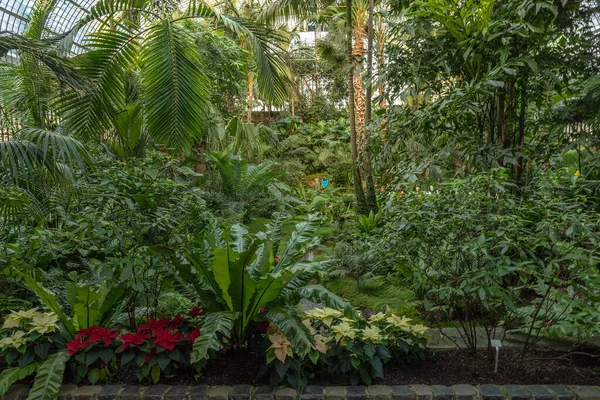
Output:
[{"xmin": 321, "ymin": 177, "xmax": 329, "ymax": 188}]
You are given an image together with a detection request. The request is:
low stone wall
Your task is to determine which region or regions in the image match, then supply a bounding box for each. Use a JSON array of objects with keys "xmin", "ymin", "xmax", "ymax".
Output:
[{"xmin": 3, "ymin": 384, "xmax": 600, "ymax": 400}]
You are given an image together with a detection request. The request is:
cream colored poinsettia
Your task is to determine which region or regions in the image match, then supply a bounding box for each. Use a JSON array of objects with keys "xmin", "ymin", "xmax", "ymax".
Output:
[
  {"xmin": 2, "ymin": 308, "xmax": 40, "ymax": 329},
  {"xmin": 0, "ymin": 330, "xmax": 27, "ymax": 349},
  {"xmin": 29, "ymin": 313, "xmax": 58, "ymax": 335},
  {"xmin": 304, "ymin": 308, "xmax": 343, "ymax": 326},
  {"xmin": 301, "ymin": 319, "xmax": 317, "ymax": 334},
  {"xmin": 312, "ymin": 334, "xmax": 327, "ymax": 354},
  {"xmin": 386, "ymin": 314, "xmax": 412, "ymax": 331},
  {"xmin": 362, "ymin": 325, "xmax": 384, "ymax": 343},
  {"xmin": 368, "ymin": 312, "xmax": 386, "ymax": 323},
  {"xmin": 410, "ymin": 324, "xmax": 428, "ymax": 336},
  {"xmin": 268, "ymin": 334, "xmax": 293, "ymax": 362},
  {"xmin": 331, "ymin": 322, "xmax": 358, "ymax": 342}
]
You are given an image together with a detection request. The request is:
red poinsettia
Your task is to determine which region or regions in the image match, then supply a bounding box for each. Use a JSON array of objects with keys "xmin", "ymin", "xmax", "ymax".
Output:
[
  {"xmin": 120, "ymin": 331, "xmax": 151, "ymax": 352},
  {"xmin": 153, "ymin": 329, "xmax": 184, "ymax": 350},
  {"xmin": 187, "ymin": 306, "xmax": 205, "ymax": 318},
  {"xmin": 187, "ymin": 328, "xmax": 201, "ymax": 343},
  {"xmin": 66, "ymin": 338, "xmax": 89, "ymax": 356},
  {"xmin": 138, "ymin": 317, "xmax": 170, "ymax": 335},
  {"xmin": 144, "ymin": 349, "xmax": 156, "ymax": 364},
  {"xmin": 86, "ymin": 326, "xmax": 119, "ymax": 346},
  {"xmin": 169, "ymin": 314, "xmax": 186, "ymax": 329}
]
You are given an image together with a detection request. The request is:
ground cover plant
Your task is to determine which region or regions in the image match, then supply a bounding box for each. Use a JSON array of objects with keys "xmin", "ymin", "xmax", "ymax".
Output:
[{"xmin": 1, "ymin": 0, "xmax": 600, "ymax": 395}]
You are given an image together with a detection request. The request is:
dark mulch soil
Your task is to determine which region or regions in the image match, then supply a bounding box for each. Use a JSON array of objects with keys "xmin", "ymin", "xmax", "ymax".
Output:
[
  {"xmin": 105, "ymin": 349, "xmax": 600, "ymax": 386},
  {"xmin": 4, "ymin": 349, "xmax": 599, "ymax": 386}
]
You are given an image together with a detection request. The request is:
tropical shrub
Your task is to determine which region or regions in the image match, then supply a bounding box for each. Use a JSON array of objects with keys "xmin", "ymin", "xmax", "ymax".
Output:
[
  {"xmin": 378, "ymin": 168, "xmax": 600, "ymax": 354},
  {"xmin": 165, "ymin": 213, "xmax": 356, "ymax": 364},
  {"xmin": 203, "ymin": 152, "xmax": 299, "ymax": 221},
  {"xmin": 118, "ymin": 311, "xmax": 203, "ymax": 383},
  {"xmin": 66, "ymin": 326, "xmax": 119, "ymax": 384},
  {"xmin": 0, "ymin": 309, "xmax": 69, "ymax": 399},
  {"xmin": 260, "ymin": 307, "xmax": 427, "ymax": 387}
]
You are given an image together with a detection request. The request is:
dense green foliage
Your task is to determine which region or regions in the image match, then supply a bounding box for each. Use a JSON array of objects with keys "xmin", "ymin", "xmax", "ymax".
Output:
[{"xmin": 1, "ymin": 0, "xmax": 600, "ymax": 393}]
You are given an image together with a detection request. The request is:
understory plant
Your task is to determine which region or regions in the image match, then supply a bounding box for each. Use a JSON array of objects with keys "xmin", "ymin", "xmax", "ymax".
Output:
[
  {"xmin": 0, "ymin": 269, "xmax": 127, "ymax": 397},
  {"xmin": 0, "ymin": 308, "xmax": 68, "ymax": 400},
  {"xmin": 165, "ymin": 213, "xmax": 356, "ymax": 363},
  {"xmin": 117, "ymin": 313, "xmax": 202, "ymax": 383},
  {"xmin": 260, "ymin": 307, "xmax": 427, "ymax": 387},
  {"xmin": 380, "ymin": 168, "xmax": 600, "ymax": 354}
]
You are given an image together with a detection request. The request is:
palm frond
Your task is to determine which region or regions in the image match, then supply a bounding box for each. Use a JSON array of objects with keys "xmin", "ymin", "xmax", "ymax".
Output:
[
  {"xmin": 184, "ymin": 0, "xmax": 291, "ymax": 105},
  {"xmin": 57, "ymin": 24, "xmax": 139, "ymax": 140},
  {"xmin": 141, "ymin": 22, "xmax": 209, "ymax": 149}
]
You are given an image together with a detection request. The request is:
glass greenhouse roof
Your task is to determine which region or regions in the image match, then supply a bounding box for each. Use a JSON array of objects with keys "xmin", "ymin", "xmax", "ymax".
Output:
[{"xmin": 0, "ymin": 0, "xmax": 100, "ymax": 56}]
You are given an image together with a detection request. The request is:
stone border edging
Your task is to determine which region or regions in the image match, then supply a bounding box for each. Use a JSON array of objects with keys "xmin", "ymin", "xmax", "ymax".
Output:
[{"xmin": 2, "ymin": 384, "xmax": 600, "ymax": 400}]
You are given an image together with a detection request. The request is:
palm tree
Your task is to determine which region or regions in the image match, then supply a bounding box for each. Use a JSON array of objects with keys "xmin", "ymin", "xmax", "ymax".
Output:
[{"xmin": 261, "ymin": 0, "xmax": 383, "ymax": 214}]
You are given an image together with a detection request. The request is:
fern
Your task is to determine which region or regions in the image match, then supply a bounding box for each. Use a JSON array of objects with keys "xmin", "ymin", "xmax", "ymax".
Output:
[
  {"xmin": 0, "ymin": 364, "xmax": 39, "ymax": 396},
  {"xmin": 26, "ymin": 351, "xmax": 69, "ymax": 400},
  {"xmin": 191, "ymin": 311, "xmax": 238, "ymax": 363}
]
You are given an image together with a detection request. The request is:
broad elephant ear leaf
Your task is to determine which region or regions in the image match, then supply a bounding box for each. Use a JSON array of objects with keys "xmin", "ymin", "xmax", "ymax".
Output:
[
  {"xmin": 191, "ymin": 311, "xmax": 239, "ymax": 363},
  {"xmin": 25, "ymin": 351, "xmax": 69, "ymax": 400},
  {"xmin": 0, "ymin": 364, "xmax": 39, "ymax": 396}
]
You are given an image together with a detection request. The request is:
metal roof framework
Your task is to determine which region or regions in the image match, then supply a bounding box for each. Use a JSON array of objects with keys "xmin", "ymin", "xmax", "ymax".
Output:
[{"xmin": 0, "ymin": 0, "xmax": 101, "ymax": 56}]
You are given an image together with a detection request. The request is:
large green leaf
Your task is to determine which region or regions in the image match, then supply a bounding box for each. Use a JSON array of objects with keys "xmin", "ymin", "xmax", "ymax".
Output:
[
  {"xmin": 0, "ymin": 364, "xmax": 39, "ymax": 396},
  {"xmin": 21, "ymin": 273, "xmax": 74, "ymax": 336},
  {"xmin": 191, "ymin": 311, "xmax": 238, "ymax": 363},
  {"xmin": 212, "ymin": 247, "xmax": 234, "ymax": 309},
  {"xmin": 246, "ymin": 270, "xmax": 294, "ymax": 322},
  {"xmin": 227, "ymin": 248, "xmax": 258, "ymax": 332},
  {"xmin": 26, "ymin": 351, "xmax": 69, "ymax": 400},
  {"xmin": 141, "ymin": 21, "xmax": 209, "ymax": 149}
]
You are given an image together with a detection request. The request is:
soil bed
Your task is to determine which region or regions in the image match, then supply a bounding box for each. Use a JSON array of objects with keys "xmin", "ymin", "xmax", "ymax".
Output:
[
  {"xmin": 104, "ymin": 349, "xmax": 600, "ymax": 386},
  {"xmin": 3, "ymin": 349, "xmax": 599, "ymax": 386}
]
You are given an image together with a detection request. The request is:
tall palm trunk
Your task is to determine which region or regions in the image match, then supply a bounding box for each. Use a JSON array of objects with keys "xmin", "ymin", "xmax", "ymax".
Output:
[
  {"xmin": 347, "ymin": 0, "xmax": 368, "ymax": 215},
  {"xmin": 364, "ymin": 0, "xmax": 378, "ymax": 213},
  {"xmin": 247, "ymin": 72, "xmax": 254, "ymax": 122},
  {"xmin": 353, "ymin": 18, "xmax": 367, "ymax": 149}
]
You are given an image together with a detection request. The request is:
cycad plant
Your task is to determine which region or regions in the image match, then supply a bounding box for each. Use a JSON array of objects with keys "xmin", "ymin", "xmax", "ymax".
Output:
[
  {"xmin": 165, "ymin": 213, "xmax": 356, "ymax": 363},
  {"xmin": 0, "ymin": 128, "xmax": 91, "ymax": 229}
]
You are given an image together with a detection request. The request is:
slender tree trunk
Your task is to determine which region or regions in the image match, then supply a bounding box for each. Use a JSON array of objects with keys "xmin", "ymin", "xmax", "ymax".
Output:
[
  {"xmin": 347, "ymin": 0, "xmax": 368, "ymax": 215},
  {"xmin": 247, "ymin": 72, "xmax": 254, "ymax": 122},
  {"xmin": 364, "ymin": 0, "xmax": 378, "ymax": 213},
  {"xmin": 497, "ymin": 92, "xmax": 505, "ymax": 147},
  {"xmin": 377, "ymin": 17, "xmax": 386, "ymax": 109},
  {"xmin": 516, "ymin": 80, "xmax": 526, "ymax": 184}
]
